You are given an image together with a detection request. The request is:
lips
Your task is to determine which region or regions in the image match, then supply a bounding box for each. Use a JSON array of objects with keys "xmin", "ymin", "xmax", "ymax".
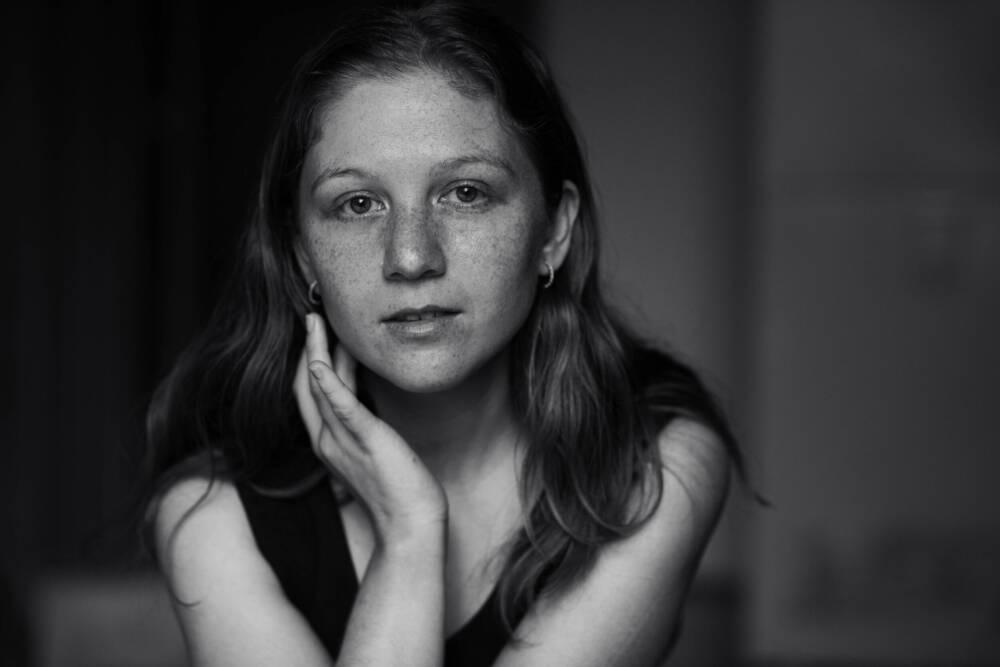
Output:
[{"xmin": 383, "ymin": 305, "xmax": 461, "ymax": 323}]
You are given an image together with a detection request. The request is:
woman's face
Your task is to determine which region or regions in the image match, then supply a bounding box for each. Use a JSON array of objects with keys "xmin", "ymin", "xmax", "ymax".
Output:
[{"xmin": 297, "ymin": 69, "xmax": 557, "ymax": 393}]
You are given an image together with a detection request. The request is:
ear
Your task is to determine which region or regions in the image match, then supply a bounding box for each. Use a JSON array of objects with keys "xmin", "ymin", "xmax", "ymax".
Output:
[
  {"xmin": 540, "ymin": 180, "xmax": 580, "ymax": 274},
  {"xmin": 294, "ymin": 236, "xmax": 316, "ymax": 282}
]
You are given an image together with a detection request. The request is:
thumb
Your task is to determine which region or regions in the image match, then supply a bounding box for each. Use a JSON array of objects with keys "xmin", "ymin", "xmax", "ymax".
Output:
[
  {"xmin": 294, "ymin": 349, "xmax": 323, "ymax": 443},
  {"xmin": 309, "ymin": 359, "xmax": 374, "ymax": 441},
  {"xmin": 333, "ymin": 343, "xmax": 358, "ymax": 395}
]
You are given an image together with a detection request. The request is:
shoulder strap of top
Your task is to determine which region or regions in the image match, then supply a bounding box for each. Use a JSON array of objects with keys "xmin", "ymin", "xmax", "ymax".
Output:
[
  {"xmin": 236, "ymin": 476, "xmax": 358, "ymax": 657},
  {"xmin": 444, "ymin": 587, "xmax": 510, "ymax": 667}
]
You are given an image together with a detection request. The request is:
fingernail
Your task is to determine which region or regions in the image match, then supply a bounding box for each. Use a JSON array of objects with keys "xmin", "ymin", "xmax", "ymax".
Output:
[
  {"xmin": 305, "ymin": 313, "xmax": 314, "ymax": 332},
  {"xmin": 308, "ymin": 363, "xmax": 322, "ymax": 380}
]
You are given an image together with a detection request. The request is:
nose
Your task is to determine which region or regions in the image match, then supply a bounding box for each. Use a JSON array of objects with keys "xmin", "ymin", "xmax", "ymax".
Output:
[{"xmin": 382, "ymin": 206, "xmax": 446, "ymax": 281}]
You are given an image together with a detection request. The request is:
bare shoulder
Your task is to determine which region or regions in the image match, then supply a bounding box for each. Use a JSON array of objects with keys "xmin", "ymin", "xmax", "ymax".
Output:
[
  {"xmin": 153, "ymin": 474, "xmax": 239, "ymax": 538},
  {"xmin": 597, "ymin": 417, "xmax": 730, "ymax": 565},
  {"xmin": 150, "ymin": 473, "xmax": 337, "ymax": 664},
  {"xmin": 655, "ymin": 417, "xmax": 731, "ymax": 524},
  {"xmin": 151, "ymin": 474, "xmax": 274, "ymax": 603},
  {"xmin": 608, "ymin": 418, "xmax": 732, "ymax": 569}
]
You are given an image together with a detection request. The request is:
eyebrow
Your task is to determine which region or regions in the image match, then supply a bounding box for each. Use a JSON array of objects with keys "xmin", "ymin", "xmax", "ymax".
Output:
[
  {"xmin": 309, "ymin": 152, "xmax": 517, "ymax": 195},
  {"xmin": 432, "ymin": 153, "xmax": 517, "ymax": 179},
  {"xmin": 310, "ymin": 167, "xmax": 377, "ymax": 195}
]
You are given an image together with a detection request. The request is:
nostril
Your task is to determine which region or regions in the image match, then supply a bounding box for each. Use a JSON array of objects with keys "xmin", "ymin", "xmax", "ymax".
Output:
[{"xmin": 385, "ymin": 261, "xmax": 446, "ymax": 281}]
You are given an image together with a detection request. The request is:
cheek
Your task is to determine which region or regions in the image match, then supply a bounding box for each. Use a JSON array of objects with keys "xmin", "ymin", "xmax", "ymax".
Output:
[
  {"xmin": 464, "ymin": 219, "xmax": 542, "ymax": 309},
  {"xmin": 305, "ymin": 232, "xmax": 375, "ymax": 323}
]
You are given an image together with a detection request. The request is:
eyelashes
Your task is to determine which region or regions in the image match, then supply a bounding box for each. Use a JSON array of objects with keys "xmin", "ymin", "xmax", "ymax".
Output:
[
  {"xmin": 343, "ymin": 194, "xmax": 383, "ymax": 216},
  {"xmin": 327, "ymin": 182, "xmax": 494, "ymax": 221},
  {"xmin": 442, "ymin": 183, "xmax": 486, "ymax": 205}
]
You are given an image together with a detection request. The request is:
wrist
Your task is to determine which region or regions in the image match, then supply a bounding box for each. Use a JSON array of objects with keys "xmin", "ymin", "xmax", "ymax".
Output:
[{"xmin": 376, "ymin": 514, "xmax": 447, "ymax": 560}]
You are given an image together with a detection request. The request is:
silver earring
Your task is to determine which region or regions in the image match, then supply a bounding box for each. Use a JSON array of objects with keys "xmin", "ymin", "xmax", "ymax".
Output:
[
  {"xmin": 542, "ymin": 262, "xmax": 555, "ymax": 289},
  {"xmin": 308, "ymin": 280, "xmax": 321, "ymax": 305}
]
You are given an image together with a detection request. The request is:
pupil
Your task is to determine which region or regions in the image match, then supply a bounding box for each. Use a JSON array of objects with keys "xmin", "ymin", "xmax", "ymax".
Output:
[
  {"xmin": 456, "ymin": 186, "xmax": 477, "ymax": 203},
  {"xmin": 350, "ymin": 196, "xmax": 371, "ymax": 214}
]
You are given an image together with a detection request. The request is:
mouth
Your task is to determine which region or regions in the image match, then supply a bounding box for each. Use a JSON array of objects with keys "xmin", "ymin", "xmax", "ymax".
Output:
[{"xmin": 383, "ymin": 305, "xmax": 461, "ymax": 323}]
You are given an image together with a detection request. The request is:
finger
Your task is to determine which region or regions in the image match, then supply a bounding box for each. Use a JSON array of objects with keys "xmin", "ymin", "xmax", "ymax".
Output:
[
  {"xmin": 303, "ymin": 314, "xmax": 351, "ymax": 443},
  {"xmin": 308, "ymin": 367, "xmax": 356, "ymax": 447},
  {"xmin": 294, "ymin": 348, "xmax": 323, "ymax": 444},
  {"xmin": 305, "ymin": 313, "xmax": 334, "ymax": 369},
  {"xmin": 300, "ymin": 349, "xmax": 359, "ymax": 470},
  {"xmin": 333, "ymin": 343, "xmax": 357, "ymax": 394},
  {"xmin": 311, "ymin": 422, "xmax": 363, "ymax": 503},
  {"xmin": 313, "ymin": 423, "xmax": 350, "ymax": 470},
  {"xmin": 308, "ymin": 358, "xmax": 376, "ymax": 442}
]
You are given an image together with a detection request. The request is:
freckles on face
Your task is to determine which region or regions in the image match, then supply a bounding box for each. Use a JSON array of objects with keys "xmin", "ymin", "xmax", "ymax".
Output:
[{"xmin": 295, "ymin": 70, "xmax": 549, "ymax": 392}]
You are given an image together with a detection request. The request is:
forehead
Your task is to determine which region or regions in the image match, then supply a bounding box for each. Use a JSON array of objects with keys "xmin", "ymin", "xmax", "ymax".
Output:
[{"xmin": 305, "ymin": 70, "xmax": 532, "ymax": 178}]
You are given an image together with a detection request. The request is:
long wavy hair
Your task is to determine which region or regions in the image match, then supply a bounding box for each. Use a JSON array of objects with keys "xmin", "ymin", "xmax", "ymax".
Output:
[{"xmin": 142, "ymin": 0, "xmax": 746, "ymax": 629}]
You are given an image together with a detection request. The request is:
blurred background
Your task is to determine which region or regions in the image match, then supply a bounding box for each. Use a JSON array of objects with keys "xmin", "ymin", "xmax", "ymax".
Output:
[{"xmin": 3, "ymin": 0, "xmax": 998, "ymax": 665}]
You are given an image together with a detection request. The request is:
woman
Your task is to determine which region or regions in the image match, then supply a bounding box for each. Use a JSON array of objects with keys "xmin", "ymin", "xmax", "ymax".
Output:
[{"xmin": 144, "ymin": 2, "xmax": 743, "ymax": 665}]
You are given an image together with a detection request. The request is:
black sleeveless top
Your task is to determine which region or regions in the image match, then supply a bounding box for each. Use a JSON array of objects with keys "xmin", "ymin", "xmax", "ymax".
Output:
[{"xmin": 236, "ymin": 472, "xmax": 512, "ymax": 666}]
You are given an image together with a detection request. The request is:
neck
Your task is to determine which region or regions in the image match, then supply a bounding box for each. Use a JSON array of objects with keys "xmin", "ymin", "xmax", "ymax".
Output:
[{"xmin": 358, "ymin": 351, "xmax": 522, "ymax": 486}]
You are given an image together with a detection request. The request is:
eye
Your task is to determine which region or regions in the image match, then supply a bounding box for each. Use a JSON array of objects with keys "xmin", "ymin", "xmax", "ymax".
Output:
[
  {"xmin": 332, "ymin": 192, "xmax": 385, "ymax": 219},
  {"xmin": 454, "ymin": 185, "xmax": 480, "ymax": 203},
  {"xmin": 348, "ymin": 195, "xmax": 374, "ymax": 214},
  {"xmin": 441, "ymin": 183, "xmax": 489, "ymax": 207}
]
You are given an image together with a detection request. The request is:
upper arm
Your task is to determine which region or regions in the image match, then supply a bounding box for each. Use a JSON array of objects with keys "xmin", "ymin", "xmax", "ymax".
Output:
[
  {"xmin": 494, "ymin": 419, "xmax": 730, "ymax": 667},
  {"xmin": 153, "ymin": 476, "xmax": 334, "ymax": 667}
]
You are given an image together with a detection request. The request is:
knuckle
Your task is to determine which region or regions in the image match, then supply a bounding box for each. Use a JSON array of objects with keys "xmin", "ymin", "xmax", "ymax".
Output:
[
  {"xmin": 308, "ymin": 377, "xmax": 325, "ymax": 400},
  {"xmin": 318, "ymin": 438, "xmax": 341, "ymax": 462},
  {"xmin": 332, "ymin": 405, "xmax": 354, "ymax": 424}
]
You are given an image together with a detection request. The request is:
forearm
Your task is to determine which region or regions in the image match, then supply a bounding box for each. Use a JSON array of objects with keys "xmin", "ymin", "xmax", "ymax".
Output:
[{"xmin": 335, "ymin": 527, "xmax": 447, "ymax": 667}]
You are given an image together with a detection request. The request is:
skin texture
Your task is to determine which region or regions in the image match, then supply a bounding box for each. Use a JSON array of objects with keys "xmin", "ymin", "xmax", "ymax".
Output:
[{"xmin": 296, "ymin": 70, "xmax": 557, "ymax": 395}]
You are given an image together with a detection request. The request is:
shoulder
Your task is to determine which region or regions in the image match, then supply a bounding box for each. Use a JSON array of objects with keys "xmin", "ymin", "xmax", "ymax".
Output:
[
  {"xmin": 654, "ymin": 418, "xmax": 730, "ymax": 529},
  {"xmin": 152, "ymin": 474, "xmax": 244, "ymax": 553},
  {"xmin": 494, "ymin": 419, "xmax": 730, "ymax": 665},
  {"xmin": 610, "ymin": 417, "xmax": 729, "ymax": 567},
  {"xmin": 151, "ymin": 474, "xmax": 279, "ymax": 604},
  {"xmin": 153, "ymin": 476, "xmax": 292, "ymax": 606},
  {"xmin": 150, "ymin": 474, "xmax": 336, "ymax": 663}
]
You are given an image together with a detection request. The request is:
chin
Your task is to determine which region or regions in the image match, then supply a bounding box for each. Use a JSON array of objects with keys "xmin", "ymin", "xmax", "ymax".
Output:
[
  {"xmin": 360, "ymin": 365, "xmax": 470, "ymax": 397},
  {"xmin": 394, "ymin": 375, "xmax": 464, "ymax": 395},
  {"xmin": 359, "ymin": 348, "xmax": 508, "ymax": 397}
]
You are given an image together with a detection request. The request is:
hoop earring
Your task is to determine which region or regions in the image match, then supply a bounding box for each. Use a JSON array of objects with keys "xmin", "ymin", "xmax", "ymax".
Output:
[
  {"xmin": 542, "ymin": 262, "xmax": 555, "ymax": 289},
  {"xmin": 308, "ymin": 280, "xmax": 321, "ymax": 305}
]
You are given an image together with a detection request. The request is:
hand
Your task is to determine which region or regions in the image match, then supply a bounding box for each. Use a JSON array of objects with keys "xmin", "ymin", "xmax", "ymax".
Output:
[{"xmin": 294, "ymin": 313, "xmax": 448, "ymax": 546}]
